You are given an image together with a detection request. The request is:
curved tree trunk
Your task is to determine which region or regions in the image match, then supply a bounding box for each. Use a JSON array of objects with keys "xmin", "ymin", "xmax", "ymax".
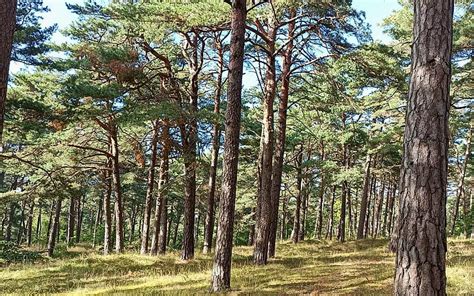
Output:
[
  {"xmin": 393, "ymin": 0, "xmax": 453, "ymax": 294},
  {"xmin": 211, "ymin": 1, "xmax": 247, "ymax": 290}
]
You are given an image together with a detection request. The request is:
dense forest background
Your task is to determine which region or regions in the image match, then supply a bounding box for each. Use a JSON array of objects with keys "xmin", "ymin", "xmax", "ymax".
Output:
[{"xmin": 0, "ymin": 0, "xmax": 472, "ymax": 294}]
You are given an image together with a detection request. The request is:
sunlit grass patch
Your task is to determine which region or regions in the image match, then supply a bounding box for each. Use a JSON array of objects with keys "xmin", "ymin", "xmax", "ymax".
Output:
[{"xmin": 0, "ymin": 239, "xmax": 472, "ymax": 295}]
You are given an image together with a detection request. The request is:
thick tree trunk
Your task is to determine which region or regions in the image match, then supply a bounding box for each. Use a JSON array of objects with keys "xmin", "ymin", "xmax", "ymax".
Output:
[
  {"xmin": 203, "ymin": 37, "xmax": 223, "ymax": 255},
  {"xmin": 357, "ymin": 154, "xmax": 371, "ymax": 239},
  {"xmin": 140, "ymin": 120, "xmax": 159, "ymax": 254},
  {"xmin": 0, "ymin": 0, "xmax": 17, "ymax": 144},
  {"xmin": 393, "ymin": 1, "xmax": 453, "ymax": 294},
  {"xmin": 4, "ymin": 203, "xmax": 14, "ymax": 241},
  {"xmin": 211, "ymin": 1, "xmax": 247, "ymax": 290},
  {"xmin": 268, "ymin": 9, "xmax": 295, "ymax": 258},
  {"xmin": 374, "ymin": 182, "xmax": 385, "ymax": 238},
  {"xmin": 47, "ymin": 197, "xmax": 62, "ymax": 257},
  {"xmin": 26, "ymin": 201, "xmax": 34, "ymax": 246},
  {"xmin": 253, "ymin": 19, "xmax": 277, "ymax": 265}
]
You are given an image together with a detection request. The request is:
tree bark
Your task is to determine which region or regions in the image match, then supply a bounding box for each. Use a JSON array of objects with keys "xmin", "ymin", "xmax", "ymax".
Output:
[
  {"xmin": 357, "ymin": 154, "xmax": 371, "ymax": 239},
  {"xmin": 103, "ymin": 160, "xmax": 113, "ymax": 255},
  {"xmin": 151, "ymin": 124, "xmax": 171, "ymax": 255},
  {"xmin": 110, "ymin": 122, "xmax": 124, "ymax": 253},
  {"xmin": 253, "ymin": 17, "xmax": 277, "ymax": 266},
  {"xmin": 75, "ymin": 196, "xmax": 82, "ymax": 243},
  {"xmin": 451, "ymin": 124, "xmax": 471, "ymax": 235},
  {"xmin": 211, "ymin": 1, "xmax": 247, "ymax": 290},
  {"xmin": 140, "ymin": 120, "xmax": 159, "ymax": 254},
  {"xmin": 47, "ymin": 197, "xmax": 62, "ymax": 257},
  {"xmin": 326, "ymin": 186, "xmax": 336, "ymax": 240},
  {"xmin": 203, "ymin": 36, "xmax": 223, "ymax": 255},
  {"xmin": 291, "ymin": 145, "xmax": 304, "ymax": 244},
  {"xmin": 268, "ymin": 8, "xmax": 296, "ymax": 258},
  {"xmin": 0, "ymin": 0, "xmax": 17, "ymax": 144},
  {"xmin": 393, "ymin": 0, "xmax": 453, "ymax": 294},
  {"xmin": 316, "ymin": 142, "xmax": 326, "ymax": 239},
  {"xmin": 66, "ymin": 196, "xmax": 76, "ymax": 246}
]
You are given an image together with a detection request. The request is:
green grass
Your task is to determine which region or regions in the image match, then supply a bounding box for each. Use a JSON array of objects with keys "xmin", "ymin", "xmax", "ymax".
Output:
[{"xmin": 1, "ymin": 239, "xmax": 472, "ymax": 295}]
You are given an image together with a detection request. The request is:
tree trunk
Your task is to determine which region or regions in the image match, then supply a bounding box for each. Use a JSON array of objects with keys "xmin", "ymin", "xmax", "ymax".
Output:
[
  {"xmin": 66, "ymin": 196, "xmax": 76, "ymax": 246},
  {"xmin": 0, "ymin": 0, "xmax": 17, "ymax": 144},
  {"xmin": 357, "ymin": 154, "xmax": 371, "ymax": 239},
  {"xmin": 451, "ymin": 124, "xmax": 471, "ymax": 235},
  {"xmin": 316, "ymin": 142, "xmax": 326, "ymax": 239},
  {"xmin": 26, "ymin": 201, "xmax": 34, "ymax": 246},
  {"xmin": 393, "ymin": 1, "xmax": 453, "ymax": 294},
  {"xmin": 140, "ymin": 120, "xmax": 159, "ymax": 254},
  {"xmin": 47, "ymin": 197, "xmax": 62, "ymax": 257},
  {"xmin": 75, "ymin": 196, "xmax": 82, "ymax": 243},
  {"xmin": 291, "ymin": 145, "xmax": 304, "ymax": 244},
  {"xmin": 253, "ymin": 17, "xmax": 277, "ymax": 266},
  {"xmin": 326, "ymin": 186, "xmax": 336, "ymax": 240},
  {"xmin": 4, "ymin": 203, "xmax": 14, "ymax": 241},
  {"xmin": 181, "ymin": 32, "xmax": 201, "ymax": 261},
  {"xmin": 35, "ymin": 205, "xmax": 41, "ymax": 242},
  {"xmin": 374, "ymin": 182, "xmax": 385, "ymax": 238},
  {"xmin": 150, "ymin": 124, "xmax": 170, "ymax": 255},
  {"xmin": 110, "ymin": 123, "xmax": 124, "ymax": 253},
  {"xmin": 92, "ymin": 197, "xmax": 103, "ymax": 248},
  {"xmin": 268, "ymin": 8, "xmax": 295, "ymax": 258},
  {"xmin": 103, "ymin": 160, "xmax": 113, "ymax": 255},
  {"xmin": 203, "ymin": 36, "xmax": 223, "ymax": 255},
  {"xmin": 211, "ymin": 1, "xmax": 247, "ymax": 290}
]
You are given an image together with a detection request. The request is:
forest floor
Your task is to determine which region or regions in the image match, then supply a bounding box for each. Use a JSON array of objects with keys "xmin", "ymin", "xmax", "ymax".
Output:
[{"xmin": 0, "ymin": 239, "xmax": 472, "ymax": 295}]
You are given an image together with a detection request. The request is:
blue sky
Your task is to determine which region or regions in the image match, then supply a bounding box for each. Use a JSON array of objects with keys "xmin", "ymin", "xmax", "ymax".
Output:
[
  {"xmin": 40, "ymin": 0, "xmax": 400, "ymax": 42},
  {"xmin": 11, "ymin": 0, "xmax": 401, "ymax": 73}
]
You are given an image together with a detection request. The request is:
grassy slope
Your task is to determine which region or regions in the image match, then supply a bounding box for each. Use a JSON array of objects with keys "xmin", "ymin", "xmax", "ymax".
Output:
[{"xmin": 1, "ymin": 239, "xmax": 472, "ymax": 295}]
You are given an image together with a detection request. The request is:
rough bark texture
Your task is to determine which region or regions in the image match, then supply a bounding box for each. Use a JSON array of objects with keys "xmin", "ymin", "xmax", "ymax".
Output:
[
  {"xmin": 210, "ymin": 0, "xmax": 247, "ymax": 291},
  {"xmin": 393, "ymin": 0, "xmax": 453, "ymax": 294},
  {"xmin": 0, "ymin": 0, "xmax": 17, "ymax": 144},
  {"xmin": 316, "ymin": 142, "xmax": 326, "ymax": 238},
  {"xmin": 268, "ymin": 11, "xmax": 295, "ymax": 257},
  {"xmin": 140, "ymin": 121, "xmax": 159, "ymax": 254},
  {"xmin": 253, "ymin": 18, "xmax": 277, "ymax": 266},
  {"xmin": 203, "ymin": 37, "xmax": 223, "ymax": 254}
]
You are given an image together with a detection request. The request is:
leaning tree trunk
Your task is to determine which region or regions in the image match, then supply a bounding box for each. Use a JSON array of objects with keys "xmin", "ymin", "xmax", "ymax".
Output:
[
  {"xmin": 211, "ymin": 1, "xmax": 247, "ymax": 290},
  {"xmin": 393, "ymin": 0, "xmax": 453, "ymax": 294},
  {"xmin": 140, "ymin": 120, "xmax": 159, "ymax": 255},
  {"xmin": 0, "ymin": 0, "xmax": 17, "ymax": 144},
  {"xmin": 203, "ymin": 37, "xmax": 223, "ymax": 254},
  {"xmin": 47, "ymin": 197, "xmax": 62, "ymax": 257},
  {"xmin": 268, "ymin": 8, "xmax": 295, "ymax": 258}
]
